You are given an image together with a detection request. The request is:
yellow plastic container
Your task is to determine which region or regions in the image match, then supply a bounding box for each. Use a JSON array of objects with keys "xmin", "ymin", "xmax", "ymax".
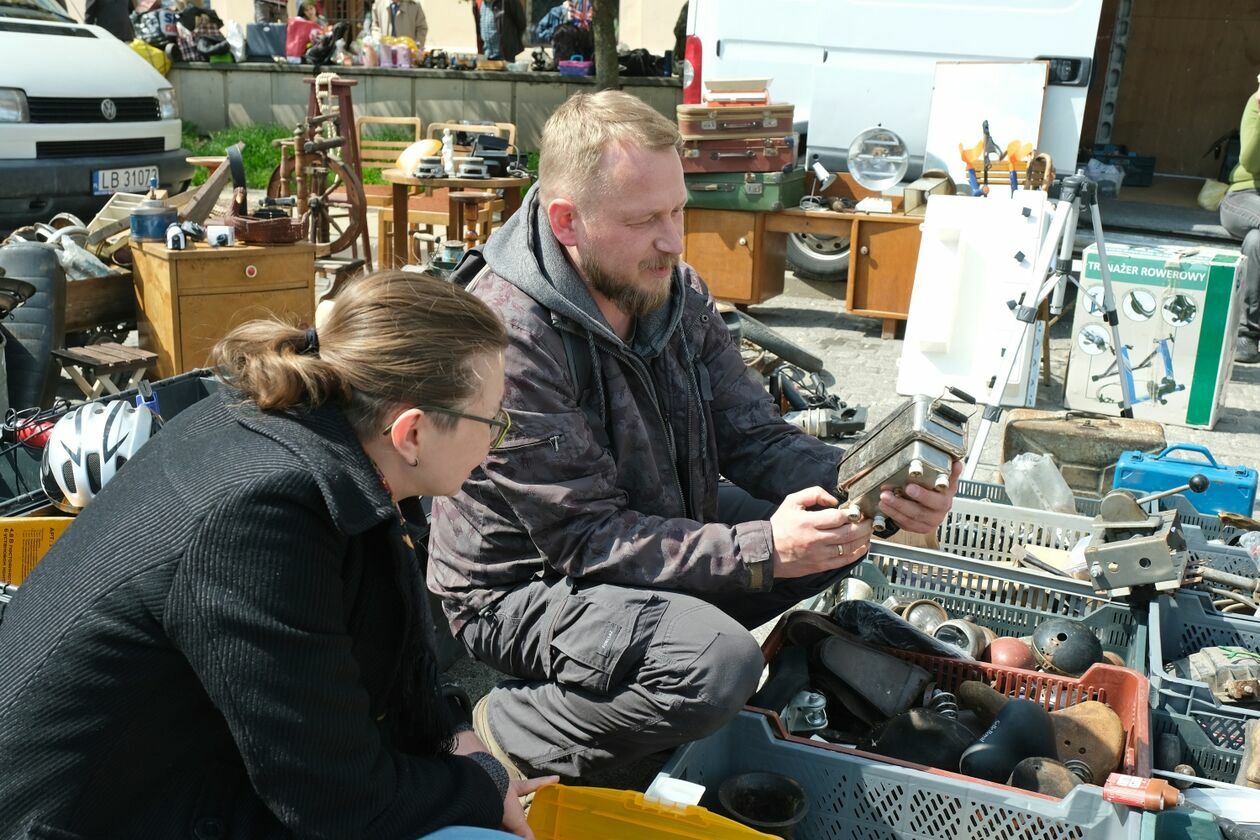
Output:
[{"xmin": 527, "ymin": 785, "xmax": 773, "ymax": 840}]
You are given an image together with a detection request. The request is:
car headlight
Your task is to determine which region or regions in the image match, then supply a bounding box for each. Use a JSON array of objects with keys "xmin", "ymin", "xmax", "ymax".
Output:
[
  {"xmin": 0, "ymin": 88, "xmax": 29, "ymax": 123},
  {"xmin": 157, "ymin": 88, "xmax": 178, "ymax": 120}
]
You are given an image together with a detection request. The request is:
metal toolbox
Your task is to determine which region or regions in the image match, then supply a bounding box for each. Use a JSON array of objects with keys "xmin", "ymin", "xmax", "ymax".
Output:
[
  {"xmin": 676, "ymin": 102, "xmax": 795, "ymax": 141},
  {"xmin": 684, "ymin": 168, "xmax": 807, "ymax": 212},
  {"xmin": 681, "ymin": 135, "xmax": 797, "ymax": 174},
  {"xmin": 835, "ymin": 395, "xmax": 968, "ymax": 525},
  {"xmin": 1113, "ymin": 444, "xmax": 1257, "ymax": 517}
]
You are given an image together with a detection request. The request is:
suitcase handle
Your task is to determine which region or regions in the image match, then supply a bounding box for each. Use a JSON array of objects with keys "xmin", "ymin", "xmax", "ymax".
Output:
[
  {"xmin": 716, "ymin": 120, "xmax": 760, "ymax": 129},
  {"xmin": 711, "ymin": 151, "xmax": 756, "ymax": 159},
  {"xmin": 691, "ymin": 182, "xmax": 737, "ymax": 192},
  {"xmin": 1153, "ymin": 443, "xmax": 1219, "ymax": 467}
]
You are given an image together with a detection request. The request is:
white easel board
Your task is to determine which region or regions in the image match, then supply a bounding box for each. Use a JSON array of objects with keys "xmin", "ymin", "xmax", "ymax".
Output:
[
  {"xmin": 896, "ymin": 191, "xmax": 1052, "ymax": 405},
  {"xmin": 923, "ymin": 62, "xmax": 1049, "ymax": 187}
]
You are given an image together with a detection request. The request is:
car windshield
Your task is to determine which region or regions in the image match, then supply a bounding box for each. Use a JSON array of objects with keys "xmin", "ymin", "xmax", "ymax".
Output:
[{"xmin": 0, "ymin": 0, "xmax": 74, "ymax": 23}]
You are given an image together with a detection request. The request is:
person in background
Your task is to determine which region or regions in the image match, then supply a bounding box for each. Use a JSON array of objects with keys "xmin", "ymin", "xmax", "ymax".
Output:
[
  {"xmin": 286, "ymin": 0, "xmax": 324, "ymax": 59},
  {"xmin": 1220, "ymin": 77, "xmax": 1260, "ymax": 364},
  {"xmin": 0, "ymin": 272, "xmax": 554, "ymax": 839},
  {"xmin": 473, "ymin": 0, "xmax": 526, "ymax": 62},
  {"xmin": 533, "ymin": 0, "xmax": 591, "ymax": 44},
  {"xmin": 368, "ymin": 0, "xmax": 428, "ymax": 51},
  {"xmin": 84, "ymin": 0, "xmax": 133, "ymax": 41},
  {"xmin": 254, "ymin": 0, "xmax": 286, "ymax": 24}
]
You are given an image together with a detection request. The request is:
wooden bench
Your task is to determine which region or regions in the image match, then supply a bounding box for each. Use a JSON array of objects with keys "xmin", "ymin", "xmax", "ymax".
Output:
[{"xmin": 53, "ymin": 343, "xmax": 158, "ymax": 399}]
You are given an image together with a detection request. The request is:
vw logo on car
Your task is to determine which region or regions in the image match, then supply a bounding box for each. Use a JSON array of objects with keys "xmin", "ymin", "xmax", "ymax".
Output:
[{"xmin": 100, "ymin": 98, "xmax": 117, "ymax": 121}]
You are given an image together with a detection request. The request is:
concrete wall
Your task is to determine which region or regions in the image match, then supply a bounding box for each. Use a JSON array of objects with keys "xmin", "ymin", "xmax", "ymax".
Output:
[
  {"xmin": 171, "ymin": 63, "xmax": 681, "ymax": 149},
  {"xmin": 203, "ymin": 0, "xmax": 686, "ymax": 54}
]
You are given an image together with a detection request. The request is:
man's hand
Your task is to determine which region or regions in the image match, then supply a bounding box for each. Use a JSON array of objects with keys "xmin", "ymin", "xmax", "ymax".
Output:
[
  {"xmin": 878, "ymin": 460, "xmax": 962, "ymax": 534},
  {"xmin": 770, "ymin": 487, "xmax": 873, "ymax": 579},
  {"xmin": 501, "ymin": 777, "xmax": 559, "ymax": 839}
]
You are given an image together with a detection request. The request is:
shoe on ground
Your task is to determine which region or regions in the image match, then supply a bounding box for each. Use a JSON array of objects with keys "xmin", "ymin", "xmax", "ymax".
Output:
[
  {"xmin": 1236, "ymin": 336, "xmax": 1260, "ymax": 364},
  {"xmin": 473, "ymin": 694, "xmax": 527, "ymax": 783}
]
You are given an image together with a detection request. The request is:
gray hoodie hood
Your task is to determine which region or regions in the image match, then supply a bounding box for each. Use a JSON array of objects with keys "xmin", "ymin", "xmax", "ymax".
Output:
[{"xmin": 482, "ymin": 183, "xmax": 685, "ymax": 359}]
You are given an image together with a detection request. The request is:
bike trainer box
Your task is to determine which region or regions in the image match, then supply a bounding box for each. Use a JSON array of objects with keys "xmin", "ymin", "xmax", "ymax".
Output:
[{"xmin": 1063, "ymin": 243, "xmax": 1243, "ymax": 429}]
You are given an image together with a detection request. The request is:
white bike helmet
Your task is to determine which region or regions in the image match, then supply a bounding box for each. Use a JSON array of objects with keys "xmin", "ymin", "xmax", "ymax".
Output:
[{"xmin": 40, "ymin": 401, "xmax": 162, "ymax": 513}]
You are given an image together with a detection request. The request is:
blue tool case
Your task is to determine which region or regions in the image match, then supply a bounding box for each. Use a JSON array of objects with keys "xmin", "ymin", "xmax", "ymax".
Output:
[{"xmin": 1113, "ymin": 444, "xmax": 1257, "ymax": 516}]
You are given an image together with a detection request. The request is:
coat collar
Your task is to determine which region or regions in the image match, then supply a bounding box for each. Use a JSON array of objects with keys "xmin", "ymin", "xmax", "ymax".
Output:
[{"xmin": 226, "ymin": 394, "xmax": 397, "ymax": 536}]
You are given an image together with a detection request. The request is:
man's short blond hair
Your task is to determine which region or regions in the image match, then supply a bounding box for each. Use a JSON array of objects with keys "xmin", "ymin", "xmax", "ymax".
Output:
[{"xmin": 538, "ymin": 90, "xmax": 683, "ymax": 206}]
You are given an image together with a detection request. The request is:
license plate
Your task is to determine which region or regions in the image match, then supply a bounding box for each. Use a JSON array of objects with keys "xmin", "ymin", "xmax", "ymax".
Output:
[{"xmin": 92, "ymin": 166, "xmax": 160, "ymax": 196}]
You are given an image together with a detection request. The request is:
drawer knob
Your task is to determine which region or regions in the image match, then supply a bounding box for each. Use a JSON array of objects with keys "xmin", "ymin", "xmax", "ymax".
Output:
[
  {"xmin": 245, "ymin": 264, "xmax": 258, "ymax": 279},
  {"xmin": 738, "ymin": 237, "xmax": 748, "ymax": 246},
  {"xmin": 860, "ymin": 246, "xmax": 869, "ymax": 256}
]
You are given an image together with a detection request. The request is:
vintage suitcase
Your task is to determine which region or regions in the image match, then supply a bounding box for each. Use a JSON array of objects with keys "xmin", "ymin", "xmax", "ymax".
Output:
[
  {"xmin": 681, "ymin": 135, "xmax": 797, "ymax": 174},
  {"xmin": 245, "ymin": 22, "xmax": 288, "ymax": 60},
  {"xmin": 684, "ymin": 168, "xmax": 806, "ymax": 212},
  {"xmin": 676, "ymin": 103, "xmax": 795, "ymax": 141},
  {"xmin": 1002, "ymin": 409, "xmax": 1166, "ymax": 499},
  {"xmin": 1113, "ymin": 444, "xmax": 1257, "ymax": 516}
]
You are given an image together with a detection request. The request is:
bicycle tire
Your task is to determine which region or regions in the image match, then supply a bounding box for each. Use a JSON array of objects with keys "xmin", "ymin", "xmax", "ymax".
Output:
[{"xmin": 735, "ymin": 311, "xmax": 824, "ymax": 373}]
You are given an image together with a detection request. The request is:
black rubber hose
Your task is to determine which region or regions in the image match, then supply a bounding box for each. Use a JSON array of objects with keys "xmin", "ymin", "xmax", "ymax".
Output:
[{"xmin": 735, "ymin": 311, "xmax": 824, "ymax": 373}]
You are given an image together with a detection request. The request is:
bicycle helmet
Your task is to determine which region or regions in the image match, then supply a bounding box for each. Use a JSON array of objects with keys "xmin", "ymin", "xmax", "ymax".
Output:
[{"xmin": 40, "ymin": 401, "xmax": 162, "ymax": 514}]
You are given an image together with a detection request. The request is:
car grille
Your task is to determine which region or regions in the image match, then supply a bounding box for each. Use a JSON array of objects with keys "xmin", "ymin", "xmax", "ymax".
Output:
[
  {"xmin": 35, "ymin": 138, "xmax": 166, "ymax": 159},
  {"xmin": 27, "ymin": 97, "xmax": 161, "ymax": 123}
]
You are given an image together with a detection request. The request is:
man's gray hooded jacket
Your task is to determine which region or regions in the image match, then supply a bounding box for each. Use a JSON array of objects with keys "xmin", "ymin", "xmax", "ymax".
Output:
[{"xmin": 427, "ymin": 186, "xmax": 843, "ymax": 634}]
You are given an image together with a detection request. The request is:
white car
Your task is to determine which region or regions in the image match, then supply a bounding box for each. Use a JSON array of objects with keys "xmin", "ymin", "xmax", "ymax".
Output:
[{"xmin": 0, "ymin": 0, "xmax": 191, "ymax": 231}]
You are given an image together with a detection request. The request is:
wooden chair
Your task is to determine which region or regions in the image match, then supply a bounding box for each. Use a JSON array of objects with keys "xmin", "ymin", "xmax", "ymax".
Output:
[
  {"xmin": 53, "ymin": 343, "xmax": 158, "ymax": 399},
  {"xmin": 356, "ymin": 115, "xmax": 425, "ymax": 209}
]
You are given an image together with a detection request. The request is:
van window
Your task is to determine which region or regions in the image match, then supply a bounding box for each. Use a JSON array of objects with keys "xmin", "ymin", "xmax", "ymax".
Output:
[{"xmin": 0, "ymin": 0, "xmax": 74, "ymax": 23}]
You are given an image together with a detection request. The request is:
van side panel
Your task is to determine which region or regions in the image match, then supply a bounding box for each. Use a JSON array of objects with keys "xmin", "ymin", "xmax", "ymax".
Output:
[{"xmin": 694, "ymin": 0, "xmax": 1104, "ymax": 178}]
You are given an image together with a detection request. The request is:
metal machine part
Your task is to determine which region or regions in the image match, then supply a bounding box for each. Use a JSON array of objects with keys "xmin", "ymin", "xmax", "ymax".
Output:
[
  {"xmin": 933, "ymin": 618, "xmax": 993, "ymax": 659},
  {"xmin": 835, "ymin": 393, "xmax": 969, "ymax": 525},
  {"xmin": 1030, "ymin": 617, "xmax": 1105, "ymax": 677},
  {"xmin": 782, "ymin": 690, "xmax": 829, "ymax": 735},
  {"xmin": 1083, "ymin": 476, "xmax": 1205, "ymax": 597}
]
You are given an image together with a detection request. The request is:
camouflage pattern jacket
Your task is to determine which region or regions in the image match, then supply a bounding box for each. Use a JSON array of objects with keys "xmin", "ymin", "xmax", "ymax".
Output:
[{"xmin": 427, "ymin": 186, "xmax": 843, "ymax": 634}]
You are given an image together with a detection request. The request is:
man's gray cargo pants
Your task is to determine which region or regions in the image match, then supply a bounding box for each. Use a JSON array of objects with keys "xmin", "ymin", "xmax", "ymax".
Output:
[{"xmin": 459, "ymin": 486, "xmax": 849, "ymax": 778}]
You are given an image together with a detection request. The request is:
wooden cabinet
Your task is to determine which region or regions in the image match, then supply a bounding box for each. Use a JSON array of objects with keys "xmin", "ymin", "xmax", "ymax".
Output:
[
  {"xmin": 683, "ymin": 208, "xmax": 786, "ymax": 305},
  {"xmin": 131, "ymin": 240, "xmax": 316, "ymax": 378},
  {"xmin": 847, "ymin": 215, "xmax": 924, "ymax": 337},
  {"xmin": 765, "ymin": 209, "xmax": 924, "ymax": 338}
]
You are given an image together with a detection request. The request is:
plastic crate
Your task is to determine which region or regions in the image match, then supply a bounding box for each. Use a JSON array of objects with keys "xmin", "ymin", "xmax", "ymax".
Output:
[
  {"xmin": 0, "ymin": 369, "xmax": 218, "ymax": 507},
  {"xmin": 1149, "ymin": 592, "xmax": 1260, "ymax": 716},
  {"xmin": 664, "ymin": 708, "xmax": 1145, "ymax": 840},
  {"xmin": 528, "ymin": 785, "xmax": 771, "ymax": 839},
  {"xmin": 1151, "ymin": 702, "xmax": 1253, "ymax": 787},
  {"xmin": 956, "ymin": 478, "xmax": 1102, "ymax": 516},
  {"xmin": 938, "ymin": 495, "xmax": 1095, "ymax": 565},
  {"xmin": 857, "ymin": 542, "xmax": 1146, "ymax": 668},
  {"xmin": 1140, "ymin": 809, "xmax": 1222, "ymax": 840}
]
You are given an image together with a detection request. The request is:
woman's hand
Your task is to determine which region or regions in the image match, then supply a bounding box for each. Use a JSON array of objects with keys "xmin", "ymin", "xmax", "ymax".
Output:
[{"xmin": 502, "ymin": 776, "xmax": 559, "ymax": 839}]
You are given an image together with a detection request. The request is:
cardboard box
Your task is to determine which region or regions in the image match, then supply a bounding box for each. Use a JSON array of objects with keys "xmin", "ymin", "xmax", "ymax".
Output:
[
  {"xmin": 0, "ymin": 516, "xmax": 74, "ymax": 585},
  {"xmin": 1064, "ymin": 243, "xmax": 1243, "ymax": 429}
]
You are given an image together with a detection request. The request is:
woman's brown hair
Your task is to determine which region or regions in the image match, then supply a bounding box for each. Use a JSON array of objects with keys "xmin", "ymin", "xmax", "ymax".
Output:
[{"xmin": 212, "ymin": 270, "xmax": 507, "ymax": 435}]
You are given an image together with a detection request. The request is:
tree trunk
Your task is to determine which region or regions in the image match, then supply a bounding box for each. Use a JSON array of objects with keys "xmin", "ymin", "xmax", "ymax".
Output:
[{"xmin": 593, "ymin": 0, "xmax": 620, "ymax": 91}]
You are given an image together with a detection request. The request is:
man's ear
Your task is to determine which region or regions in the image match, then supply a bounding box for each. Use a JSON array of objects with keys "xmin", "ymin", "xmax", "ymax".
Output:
[{"xmin": 546, "ymin": 197, "xmax": 581, "ymax": 247}]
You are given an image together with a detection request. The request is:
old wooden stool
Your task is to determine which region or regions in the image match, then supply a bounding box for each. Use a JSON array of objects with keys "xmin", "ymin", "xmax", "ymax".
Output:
[{"xmin": 52, "ymin": 342, "xmax": 159, "ymax": 399}]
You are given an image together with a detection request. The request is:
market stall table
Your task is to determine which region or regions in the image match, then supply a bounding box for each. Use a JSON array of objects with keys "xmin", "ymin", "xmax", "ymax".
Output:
[{"xmin": 381, "ymin": 169, "xmax": 532, "ymax": 269}]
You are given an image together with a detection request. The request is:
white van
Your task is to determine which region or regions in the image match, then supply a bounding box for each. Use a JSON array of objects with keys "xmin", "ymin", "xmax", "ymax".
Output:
[
  {"xmin": 0, "ymin": 0, "xmax": 191, "ymax": 231},
  {"xmin": 681, "ymin": 0, "xmax": 1103, "ymax": 278}
]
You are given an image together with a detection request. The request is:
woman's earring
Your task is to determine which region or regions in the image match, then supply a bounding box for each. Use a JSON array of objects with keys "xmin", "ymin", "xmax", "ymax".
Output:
[{"xmin": 409, "ymin": 457, "xmax": 419, "ymax": 467}]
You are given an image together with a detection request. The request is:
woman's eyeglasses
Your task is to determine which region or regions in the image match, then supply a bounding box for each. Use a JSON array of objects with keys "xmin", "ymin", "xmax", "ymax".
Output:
[{"xmin": 382, "ymin": 406, "xmax": 512, "ymax": 448}]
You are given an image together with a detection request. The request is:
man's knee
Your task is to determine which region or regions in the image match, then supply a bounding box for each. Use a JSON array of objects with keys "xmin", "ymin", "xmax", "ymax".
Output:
[
  {"xmin": 1243, "ymin": 228, "xmax": 1260, "ymax": 262},
  {"xmin": 646, "ymin": 602, "xmax": 764, "ymax": 738}
]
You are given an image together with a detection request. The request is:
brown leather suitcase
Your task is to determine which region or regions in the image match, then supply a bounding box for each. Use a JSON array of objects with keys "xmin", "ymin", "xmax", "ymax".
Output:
[
  {"xmin": 681, "ymin": 135, "xmax": 797, "ymax": 174},
  {"xmin": 676, "ymin": 103, "xmax": 795, "ymax": 140},
  {"xmin": 1001, "ymin": 409, "xmax": 1166, "ymax": 499}
]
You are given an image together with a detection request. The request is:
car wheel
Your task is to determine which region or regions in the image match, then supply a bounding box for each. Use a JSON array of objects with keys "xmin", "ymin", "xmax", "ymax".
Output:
[{"xmin": 787, "ymin": 231, "xmax": 850, "ymax": 281}]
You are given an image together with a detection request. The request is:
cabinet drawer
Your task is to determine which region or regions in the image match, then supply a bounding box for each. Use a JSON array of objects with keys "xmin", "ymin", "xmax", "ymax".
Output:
[
  {"xmin": 175, "ymin": 250, "xmax": 313, "ymax": 295},
  {"xmin": 178, "ymin": 288, "xmax": 315, "ymax": 371}
]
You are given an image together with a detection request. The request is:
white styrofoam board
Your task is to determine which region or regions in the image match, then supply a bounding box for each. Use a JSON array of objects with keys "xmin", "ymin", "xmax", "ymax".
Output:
[{"xmin": 897, "ymin": 191, "xmax": 1052, "ymax": 405}]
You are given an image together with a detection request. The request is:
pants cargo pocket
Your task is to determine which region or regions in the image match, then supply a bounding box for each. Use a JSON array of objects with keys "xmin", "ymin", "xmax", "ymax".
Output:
[{"xmin": 546, "ymin": 589, "xmax": 662, "ymax": 696}]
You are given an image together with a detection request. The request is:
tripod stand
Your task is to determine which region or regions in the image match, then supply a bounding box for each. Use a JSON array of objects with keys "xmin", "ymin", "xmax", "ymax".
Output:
[{"xmin": 961, "ymin": 170, "xmax": 1137, "ymax": 480}]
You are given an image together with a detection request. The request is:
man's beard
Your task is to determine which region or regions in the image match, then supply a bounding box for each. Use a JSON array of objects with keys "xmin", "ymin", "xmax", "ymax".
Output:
[{"xmin": 580, "ymin": 251, "xmax": 677, "ymax": 318}]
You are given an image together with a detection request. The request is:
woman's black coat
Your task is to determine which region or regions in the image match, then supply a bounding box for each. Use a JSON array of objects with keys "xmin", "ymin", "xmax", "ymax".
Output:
[{"xmin": 0, "ymin": 391, "xmax": 502, "ymax": 839}]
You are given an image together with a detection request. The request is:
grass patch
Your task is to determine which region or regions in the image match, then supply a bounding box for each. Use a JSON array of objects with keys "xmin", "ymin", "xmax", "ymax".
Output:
[{"xmin": 182, "ymin": 123, "xmax": 294, "ymax": 189}]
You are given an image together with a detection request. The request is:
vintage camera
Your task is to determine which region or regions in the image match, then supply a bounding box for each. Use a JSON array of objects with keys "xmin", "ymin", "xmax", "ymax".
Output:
[
  {"xmin": 205, "ymin": 224, "xmax": 236, "ymax": 247},
  {"xmin": 165, "ymin": 223, "xmax": 186, "ymax": 251}
]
